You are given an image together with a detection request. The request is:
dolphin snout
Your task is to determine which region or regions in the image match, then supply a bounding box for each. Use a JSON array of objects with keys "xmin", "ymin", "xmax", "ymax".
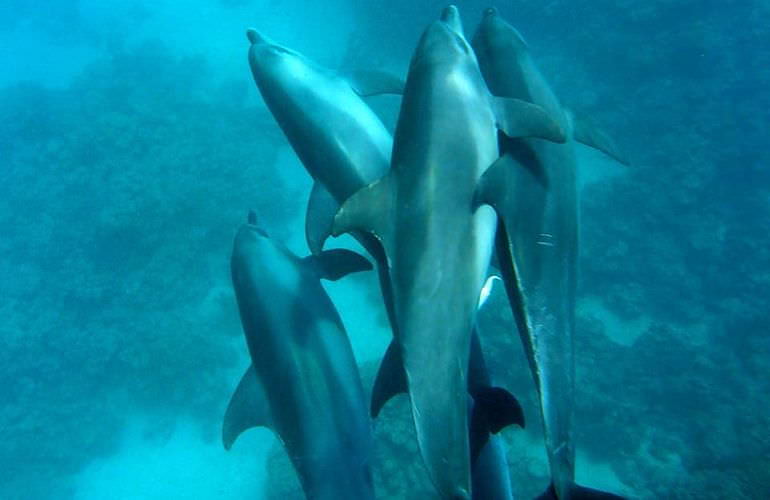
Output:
[
  {"xmin": 440, "ymin": 5, "xmax": 459, "ymax": 22},
  {"xmin": 440, "ymin": 5, "xmax": 463, "ymax": 34}
]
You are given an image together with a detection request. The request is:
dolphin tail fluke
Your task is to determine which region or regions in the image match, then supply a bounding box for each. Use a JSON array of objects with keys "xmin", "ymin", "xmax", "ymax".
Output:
[
  {"xmin": 304, "ymin": 248, "xmax": 372, "ymax": 281},
  {"xmin": 371, "ymin": 340, "xmax": 407, "ymax": 418},
  {"xmin": 348, "ymin": 69, "xmax": 405, "ymax": 96},
  {"xmin": 492, "ymin": 97, "xmax": 566, "ymax": 143},
  {"xmin": 535, "ymin": 482, "xmax": 627, "ymax": 500},
  {"xmin": 332, "ymin": 173, "xmax": 394, "ymax": 252},
  {"xmin": 570, "ymin": 112, "xmax": 630, "ymax": 165},
  {"xmin": 305, "ymin": 182, "xmax": 339, "ymax": 255},
  {"xmin": 222, "ymin": 365, "xmax": 272, "ymax": 450}
]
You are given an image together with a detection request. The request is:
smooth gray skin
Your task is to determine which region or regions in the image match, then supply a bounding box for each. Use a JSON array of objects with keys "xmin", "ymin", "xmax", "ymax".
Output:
[
  {"xmin": 226, "ymin": 220, "xmax": 374, "ymax": 500},
  {"xmin": 337, "ymin": 11, "xmax": 496, "ymax": 499},
  {"xmin": 245, "ymin": 27, "xmax": 401, "ymax": 355},
  {"xmin": 472, "ymin": 9, "xmax": 625, "ymax": 500},
  {"xmin": 472, "ymin": 425, "xmax": 515, "ymax": 500},
  {"xmin": 246, "ymin": 28, "xmax": 392, "ymax": 202},
  {"xmin": 333, "ymin": 6, "xmax": 563, "ymax": 499}
]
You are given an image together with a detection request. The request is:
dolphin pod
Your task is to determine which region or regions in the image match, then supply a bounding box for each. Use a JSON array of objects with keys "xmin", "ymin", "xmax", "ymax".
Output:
[{"xmin": 223, "ymin": 4, "xmax": 629, "ymax": 500}]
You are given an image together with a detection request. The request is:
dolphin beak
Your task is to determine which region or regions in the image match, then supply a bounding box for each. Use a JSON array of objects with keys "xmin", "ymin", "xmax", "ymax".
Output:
[{"xmin": 440, "ymin": 5, "xmax": 463, "ymax": 34}]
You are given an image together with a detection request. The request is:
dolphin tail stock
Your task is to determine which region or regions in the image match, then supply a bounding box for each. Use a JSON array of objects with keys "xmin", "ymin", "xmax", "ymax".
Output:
[
  {"xmin": 569, "ymin": 111, "xmax": 630, "ymax": 166},
  {"xmin": 222, "ymin": 364, "xmax": 272, "ymax": 450},
  {"xmin": 302, "ymin": 248, "xmax": 372, "ymax": 281},
  {"xmin": 536, "ymin": 482, "xmax": 628, "ymax": 500},
  {"xmin": 467, "ymin": 327, "xmax": 525, "ymax": 464},
  {"xmin": 305, "ymin": 181, "xmax": 339, "ymax": 255},
  {"xmin": 492, "ymin": 97, "xmax": 566, "ymax": 143},
  {"xmin": 348, "ymin": 69, "xmax": 405, "ymax": 97}
]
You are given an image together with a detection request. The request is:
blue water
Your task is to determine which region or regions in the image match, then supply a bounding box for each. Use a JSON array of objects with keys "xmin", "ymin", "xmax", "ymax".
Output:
[{"xmin": 1, "ymin": 1, "xmax": 768, "ymax": 498}]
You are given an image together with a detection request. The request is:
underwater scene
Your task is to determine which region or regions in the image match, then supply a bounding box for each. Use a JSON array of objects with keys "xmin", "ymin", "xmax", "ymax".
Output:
[{"xmin": 1, "ymin": 0, "xmax": 768, "ymax": 498}]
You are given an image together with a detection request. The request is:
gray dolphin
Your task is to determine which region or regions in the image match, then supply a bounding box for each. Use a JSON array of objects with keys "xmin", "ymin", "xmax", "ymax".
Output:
[
  {"xmin": 223, "ymin": 211, "xmax": 375, "ymax": 500},
  {"xmin": 371, "ymin": 277, "xmax": 522, "ymax": 500},
  {"xmin": 245, "ymin": 27, "xmax": 403, "ymax": 355},
  {"xmin": 472, "ymin": 8, "xmax": 627, "ymax": 500},
  {"xmin": 333, "ymin": 6, "xmax": 564, "ymax": 498}
]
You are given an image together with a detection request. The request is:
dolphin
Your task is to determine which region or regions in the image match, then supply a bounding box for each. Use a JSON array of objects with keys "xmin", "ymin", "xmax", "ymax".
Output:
[
  {"xmin": 472, "ymin": 8, "xmax": 627, "ymax": 500},
  {"xmin": 245, "ymin": 27, "xmax": 403, "ymax": 355},
  {"xmin": 333, "ymin": 6, "xmax": 564, "ymax": 498},
  {"xmin": 223, "ymin": 211, "xmax": 375, "ymax": 500}
]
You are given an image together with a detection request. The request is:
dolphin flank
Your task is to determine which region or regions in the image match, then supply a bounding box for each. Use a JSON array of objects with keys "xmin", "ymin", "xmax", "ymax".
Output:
[
  {"xmin": 223, "ymin": 211, "xmax": 375, "ymax": 500},
  {"xmin": 334, "ymin": 5, "xmax": 564, "ymax": 498}
]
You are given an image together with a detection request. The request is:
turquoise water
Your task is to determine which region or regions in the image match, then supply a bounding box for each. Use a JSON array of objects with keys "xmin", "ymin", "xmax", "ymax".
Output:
[{"xmin": 1, "ymin": 1, "xmax": 768, "ymax": 498}]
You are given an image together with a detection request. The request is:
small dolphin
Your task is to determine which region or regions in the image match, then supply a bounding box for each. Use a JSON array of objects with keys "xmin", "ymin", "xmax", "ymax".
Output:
[
  {"xmin": 472, "ymin": 8, "xmax": 627, "ymax": 500},
  {"xmin": 223, "ymin": 211, "xmax": 375, "ymax": 500},
  {"xmin": 333, "ymin": 6, "xmax": 564, "ymax": 498},
  {"xmin": 245, "ymin": 27, "xmax": 403, "ymax": 352}
]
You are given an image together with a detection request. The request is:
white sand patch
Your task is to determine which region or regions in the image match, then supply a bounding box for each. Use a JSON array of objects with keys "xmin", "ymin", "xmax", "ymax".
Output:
[
  {"xmin": 73, "ymin": 416, "xmax": 275, "ymax": 500},
  {"xmin": 580, "ymin": 295, "xmax": 651, "ymax": 346}
]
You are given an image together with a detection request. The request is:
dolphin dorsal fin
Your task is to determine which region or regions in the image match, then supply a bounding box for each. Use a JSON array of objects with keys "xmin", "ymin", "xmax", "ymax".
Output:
[
  {"xmin": 473, "ymin": 154, "xmax": 518, "ymax": 211},
  {"xmin": 304, "ymin": 248, "xmax": 372, "ymax": 281},
  {"xmin": 570, "ymin": 111, "xmax": 630, "ymax": 165},
  {"xmin": 492, "ymin": 97, "xmax": 566, "ymax": 143},
  {"xmin": 305, "ymin": 182, "xmax": 339, "ymax": 255},
  {"xmin": 332, "ymin": 173, "xmax": 395, "ymax": 256},
  {"xmin": 222, "ymin": 365, "xmax": 272, "ymax": 450},
  {"xmin": 348, "ymin": 69, "xmax": 405, "ymax": 97}
]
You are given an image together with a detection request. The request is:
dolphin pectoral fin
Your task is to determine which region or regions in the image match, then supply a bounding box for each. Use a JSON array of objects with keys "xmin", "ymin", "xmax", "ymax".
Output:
[
  {"xmin": 305, "ymin": 181, "xmax": 339, "ymax": 255},
  {"xmin": 492, "ymin": 96, "xmax": 566, "ymax": 143},
  {"xmin": 571, "ymin": 112, "xmax": 630, "ymax": 165},
  {"xmin": 222, "ymin": 364, "xmax": 272, "ymax": 450},
  {"xmin": 305, "ymin": 248, "xmax": 373, "ymax": 281},
  {"xmin": 332, "ymin": 173, "xmax": 394, "ymax": 253},
  {"xmin": 371, "ymin": 340, "xmax": 407, "ymax": 418},
  {"xmin": 348, "ymin": 69, "xmax": 405, "ymax": 96}
]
